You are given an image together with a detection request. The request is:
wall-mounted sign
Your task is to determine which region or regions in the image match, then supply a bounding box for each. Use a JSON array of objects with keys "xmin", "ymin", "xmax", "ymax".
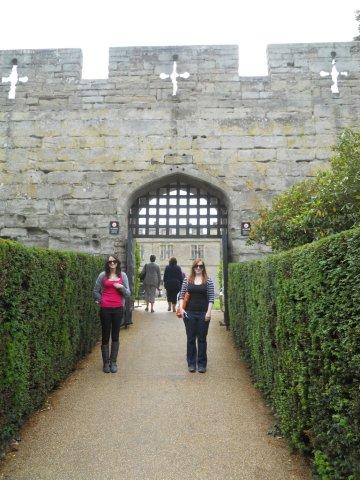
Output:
[
  {"xmin": 241, "ymin": 222, "xmax": 251, "ymax": 236},
  {"xmin": 109, "ymin": 221, "xmax": 120, "ymax": 235}
]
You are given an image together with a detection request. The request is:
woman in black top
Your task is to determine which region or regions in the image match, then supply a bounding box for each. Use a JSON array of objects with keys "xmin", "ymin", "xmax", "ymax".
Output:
[
  {"xmin": 178, "ymin": 258, "xmax": 215, "ymax": 373},
  {"xmin": 163, "ymin": 257, "xmax": 184, "ymax": 312}
]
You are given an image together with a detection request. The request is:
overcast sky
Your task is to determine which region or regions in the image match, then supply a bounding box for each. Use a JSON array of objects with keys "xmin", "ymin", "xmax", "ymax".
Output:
[{"xmin": 1, "ymin": 0, "xmax": 359, "ymax": 78}]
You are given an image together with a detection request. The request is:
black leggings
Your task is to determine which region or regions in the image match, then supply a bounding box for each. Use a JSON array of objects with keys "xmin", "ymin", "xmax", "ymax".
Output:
[{"xmin": 100, "ymin": 307, "xmax": 124, "ymax": 345}]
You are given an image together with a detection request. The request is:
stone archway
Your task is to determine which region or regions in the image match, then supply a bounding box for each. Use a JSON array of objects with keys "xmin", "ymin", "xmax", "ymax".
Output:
[
  {"xmin": 125, "ymin": 173, "xmax": 231, "ymax": 325},
  {"xmin": 128, "ymin": 178, "xmax": 228, "ymax": 239},
  {"xmin": 124, "ymin": 171, "xmax": 231, "ymax": 221}
]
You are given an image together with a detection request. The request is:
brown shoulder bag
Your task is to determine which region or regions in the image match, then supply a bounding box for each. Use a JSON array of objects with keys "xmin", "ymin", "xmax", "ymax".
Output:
[{"xmin": 176, "ymin": 291, "xmax": 190, "ymax": 318}]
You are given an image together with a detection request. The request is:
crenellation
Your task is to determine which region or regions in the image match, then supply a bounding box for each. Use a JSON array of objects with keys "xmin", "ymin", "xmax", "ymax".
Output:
[{"xmin": 0, "ymin": 48, "xmax": 82, "ymax": 86}]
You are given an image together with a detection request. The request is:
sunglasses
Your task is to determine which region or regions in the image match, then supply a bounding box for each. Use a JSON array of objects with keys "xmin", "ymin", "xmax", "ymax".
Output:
[
  {"xmin": 108, "ymin": 260, "xmax": 117, "ymax": 264},
  {"xmin": 194, "ymin": 264, "xmax": 204, "ymax": 269}
]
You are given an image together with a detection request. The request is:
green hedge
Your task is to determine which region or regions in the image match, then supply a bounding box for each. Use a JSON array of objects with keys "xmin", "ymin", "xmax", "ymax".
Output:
[
  {"xmin": 229, "ymin": 228, "xmax": 360, "ymax": 479},
  {"xmin": 0, "ymin": 240, "xmax": 103, "ymax": 453}
]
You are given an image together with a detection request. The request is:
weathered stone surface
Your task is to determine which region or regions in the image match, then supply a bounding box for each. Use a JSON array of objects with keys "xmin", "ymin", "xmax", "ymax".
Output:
[
  {"xmin": 1, "ymin": 42, "xmax": 360, "ymax": 261},
  {"xmin": 164, "ymin": 154, "xmax": 193, "ymax": 165}
]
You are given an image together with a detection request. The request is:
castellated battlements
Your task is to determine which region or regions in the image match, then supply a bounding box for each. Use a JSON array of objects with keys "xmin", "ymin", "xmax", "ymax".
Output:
[
  {"xmin": 0, "ymin": 42, "xmax": 359, "ymax": 105},
  {"xmin": 0, "ymin": 42, "xmax": 360, "ymax": 260},
  {"xmin": 267, "ymin": 42, "xmax": 360, "ymax": 74},
  {"xmin": 0, "ymin": 48, "xmax": 82, "ymax": 79}
]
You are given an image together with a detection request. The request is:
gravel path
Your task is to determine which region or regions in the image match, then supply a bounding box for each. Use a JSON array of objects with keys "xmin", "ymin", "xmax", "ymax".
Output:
[{"xmin": 0, "ymin": 302, "xmax": 311, "ymax": 480}]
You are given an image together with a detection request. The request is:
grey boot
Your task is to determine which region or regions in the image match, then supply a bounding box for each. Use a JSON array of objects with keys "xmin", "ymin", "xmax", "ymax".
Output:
[
  {"xmin": 110, "ymin": 341, "xmax": 119, "ymax": 373},
  {"xmin": 101, "ymin": 345, "xmax": 110, "ymax": 373}
]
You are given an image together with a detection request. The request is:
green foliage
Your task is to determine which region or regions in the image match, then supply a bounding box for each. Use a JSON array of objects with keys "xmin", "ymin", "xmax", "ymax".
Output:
[
  {"xmin": 229, "ymin": 227, "xmax": 360, "ymax": 479},
  {"xmin": 217, "ymin": 261, "xmax": 224, "ymax": 311},
  {"xmin": 0, "ymin": 240, "xmax": 102, "ymax": 454},
  {"xmin": 212, "ymin": 299, "xmax": 221, "ymax": 310},
  {"xmin": 249, "ymin": 129, "xmax": 360, "ymax": 251},
  {"xmin": 217, "ymin": 260, "xmax": 223, "ymax": 292},
  {"xmin": 354, "ymin": 10, "xmax": 360, "ymax": 41},
  {"xmin": 314, "ymin": 450, "xmax": 336, "ymax": 480},
  {"xmin": 133, "ymin": 241, "xmax": 141, "ymax": 301}
]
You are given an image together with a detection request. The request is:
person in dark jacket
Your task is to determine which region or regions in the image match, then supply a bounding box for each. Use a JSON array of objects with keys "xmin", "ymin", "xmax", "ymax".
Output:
[{"xmin": 163, "ymin": 257, "xmax": 184, "ymax": 312}]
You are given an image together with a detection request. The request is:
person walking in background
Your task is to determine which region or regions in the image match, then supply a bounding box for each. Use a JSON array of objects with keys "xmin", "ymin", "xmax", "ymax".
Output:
[
  {"xmin": 93, "ymin": 254, "xmax": 131, "ymax": 373},
  {"xmin": 178, "ymin": 258, "xmax": 214, "ymax": 373},
  {"xmin": 141, "ymin": 255, "xmax": 161, "ymax": 313},
  {"xmin": 163, "ymin": 257, "xmax": 184, "ymax": 312}
]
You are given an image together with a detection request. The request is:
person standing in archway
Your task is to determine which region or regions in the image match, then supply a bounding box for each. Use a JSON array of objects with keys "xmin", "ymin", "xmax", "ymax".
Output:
[
  {"xmin": 163, "ymin": 257, "xmax": 184, "ymax": 312},
  {"xmin": 93, "ymin": 254, "xmax": 131, "ymax": 373},
  {"xmin": 141, "ymin": 255, "xmax": 161, "ymax": 313},
  {"xmin": 178, "ymin": 258, "xmax": 215, "ymax": 373}
]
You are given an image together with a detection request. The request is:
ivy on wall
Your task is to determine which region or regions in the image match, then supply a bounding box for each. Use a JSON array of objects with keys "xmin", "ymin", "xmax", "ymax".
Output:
[{"xmin": 133, "ymin": 241, "xmax": 141, "ymax": 305}]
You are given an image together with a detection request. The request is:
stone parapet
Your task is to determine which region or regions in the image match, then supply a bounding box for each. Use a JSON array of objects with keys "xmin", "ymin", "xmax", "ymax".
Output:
[{"xmin": 267, "ymin": 42, "xmax": 360, "ymax": 76}]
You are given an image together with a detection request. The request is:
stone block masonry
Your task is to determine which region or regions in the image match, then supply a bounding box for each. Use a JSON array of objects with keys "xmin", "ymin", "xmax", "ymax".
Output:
[{"xmin": 1, "ymin": 43, "xmax": 360, "ymax": 261}]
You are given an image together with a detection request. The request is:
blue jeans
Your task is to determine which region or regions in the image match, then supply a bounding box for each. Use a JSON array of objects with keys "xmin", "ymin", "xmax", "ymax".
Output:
[{"xmin": 183, "ymin": 311, "xmax": 210, "ymax": 368}]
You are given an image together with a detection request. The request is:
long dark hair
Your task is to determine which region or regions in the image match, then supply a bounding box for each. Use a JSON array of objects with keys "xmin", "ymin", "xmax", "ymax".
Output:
[
  {"xmin": 188, "ymin": 258, "xmax": 208, "ymax": 284},
  {"xmin": 104, "ymin": 254, "xmax": 121, "ymax": 278}
]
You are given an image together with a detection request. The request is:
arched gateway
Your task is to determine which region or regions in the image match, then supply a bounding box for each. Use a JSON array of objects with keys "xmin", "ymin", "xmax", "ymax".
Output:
[
  {"xmin": 125, "ymin": 175, "xmax": 230, "ymax": 326},
  {"xmin": 129, "ymin": 179, "xmax": 228, "ymax": 238}
]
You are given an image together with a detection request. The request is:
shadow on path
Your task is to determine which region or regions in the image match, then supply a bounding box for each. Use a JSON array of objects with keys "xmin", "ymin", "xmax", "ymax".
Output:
[{"xmin": 0, "ymin": 301, "xmax": 311, "ymax": 480}]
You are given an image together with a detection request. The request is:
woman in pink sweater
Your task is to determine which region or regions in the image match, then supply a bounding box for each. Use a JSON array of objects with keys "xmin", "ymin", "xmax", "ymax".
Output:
[{"xmin": 93, "ymin": 254, "xmax": 131, "ymax": 373}]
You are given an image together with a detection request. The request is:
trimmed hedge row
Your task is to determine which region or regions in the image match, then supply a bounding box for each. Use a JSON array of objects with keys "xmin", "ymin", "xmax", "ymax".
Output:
[
  {"xmin": 229, "ymin": 228, "xmax": 360, "ymax": 479},
  {"xmin": 0, "ymin": 240, "xmax": 103, "ymax": 453}
]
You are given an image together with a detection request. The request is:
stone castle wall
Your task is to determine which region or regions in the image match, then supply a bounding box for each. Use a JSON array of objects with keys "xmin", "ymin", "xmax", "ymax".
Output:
[{"xmin": 1, "ymin": 43, "xmax": 360, "ymax": 261}]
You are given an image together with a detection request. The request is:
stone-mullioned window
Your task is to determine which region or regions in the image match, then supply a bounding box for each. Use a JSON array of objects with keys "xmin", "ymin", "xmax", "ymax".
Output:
[
  {"xmin": 160, "ymin": 244, "xmax": 173, "ymax": 260},
  {"xmin": 191, "ymin": 244, "xmax": 204, "ymax": 259}
]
